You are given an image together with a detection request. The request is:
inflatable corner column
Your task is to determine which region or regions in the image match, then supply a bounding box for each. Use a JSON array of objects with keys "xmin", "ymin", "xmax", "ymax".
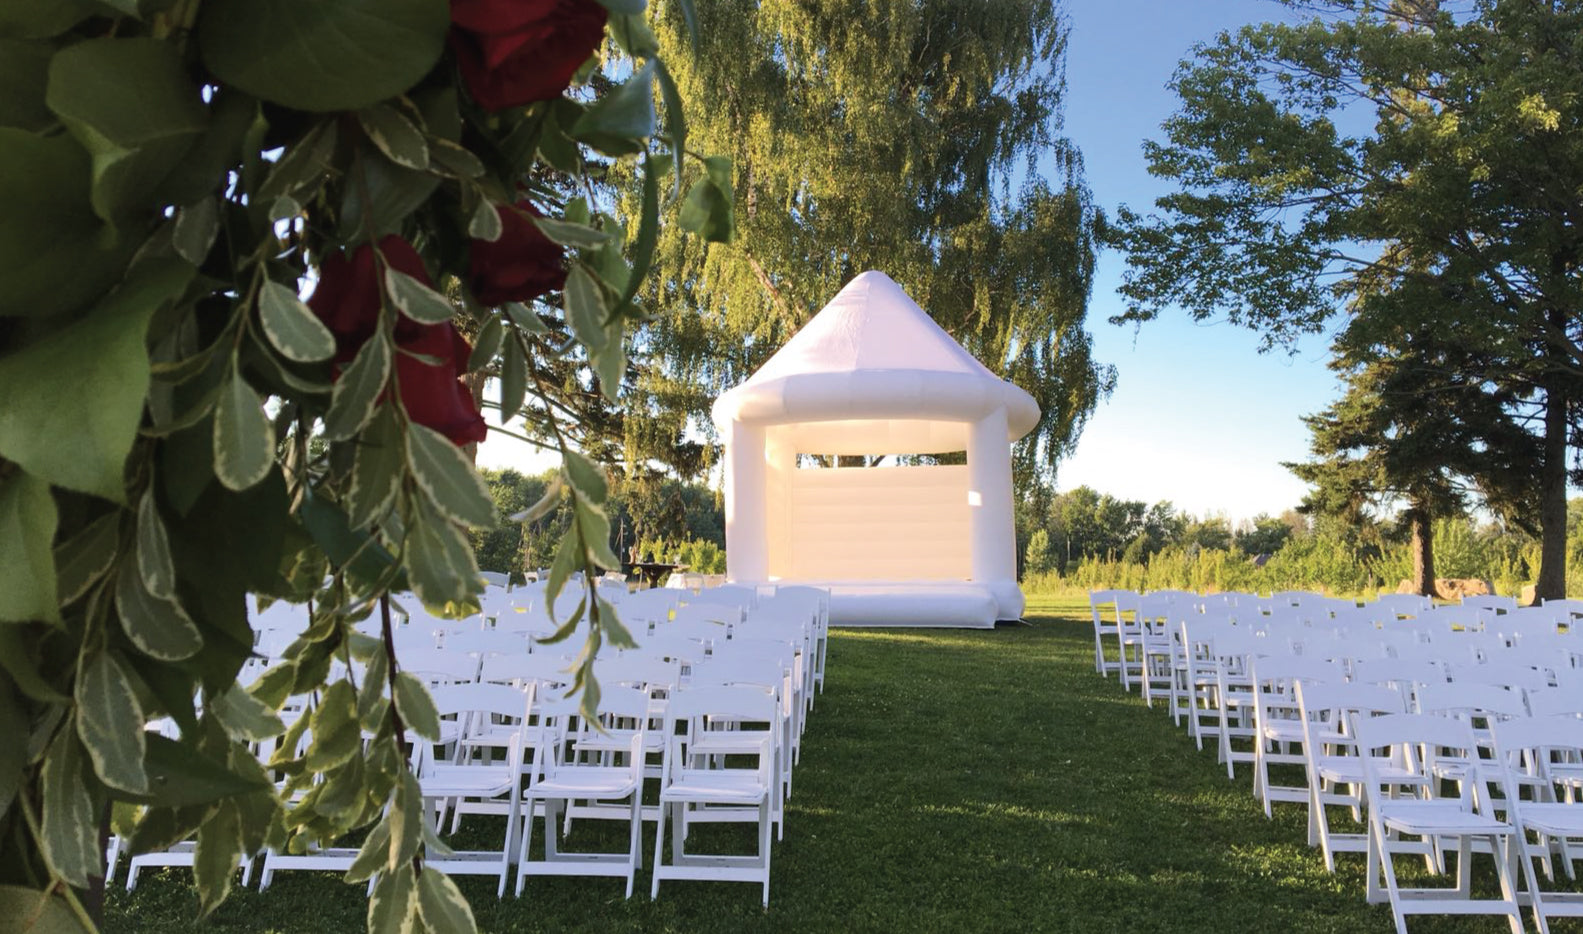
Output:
[
  {"xmin": 723, "ymin": 421, "xmax": 769, "ymax": 582},
  {"xmin": 967, "ymin": 408, "xmax": 1024, "ymax": 620}
]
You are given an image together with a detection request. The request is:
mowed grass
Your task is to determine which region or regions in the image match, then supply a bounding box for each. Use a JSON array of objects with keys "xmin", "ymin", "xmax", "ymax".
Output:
[{"xmin": 107, "ymin": 595, "xmax": 1579, "ymax": 932}]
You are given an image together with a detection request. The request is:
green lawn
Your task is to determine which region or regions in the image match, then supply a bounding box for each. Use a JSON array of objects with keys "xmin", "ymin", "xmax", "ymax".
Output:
[{"xmin": 106, "ymin": 595, "xmax": 1579, "ymax": 932}]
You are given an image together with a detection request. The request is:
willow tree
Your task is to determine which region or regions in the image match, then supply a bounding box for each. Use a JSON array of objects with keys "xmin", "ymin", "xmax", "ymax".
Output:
[
  {"xmin": 1112, "ymin": 0, "xmax": 1583, "ymax": 601},
  {"xmin": 620, "ymin": 0, "xmax": 1112, "ymax": 482}
]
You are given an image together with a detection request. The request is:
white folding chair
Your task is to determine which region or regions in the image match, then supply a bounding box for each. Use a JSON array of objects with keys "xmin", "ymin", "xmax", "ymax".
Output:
[
  {"xmin": 1355, "ymin": 713, "xmax": 1524, "ymax": 933},
  {"xmin": 1294, "ymin": 680, "xmax": 1418, "ymax": 872},
  {"xmin": 417, "ymin": 683, "xmax": 530, "ymax": 897},
  {"xmin": 770, "ymin": 585, "xmax": 830, "ymax": 696},
  {"xmin": 1248, "ymin": 654, "xmax": 1344, "ymax": 816},
  {"xmin": 1491, "ymin": 715, "xmax": 1583, "ymax": 928},
  {"xmin": 514, "ymin": 686, "xmax": 651, "ymax": 898},
  {"xmin": 651, "ymin": 685, "xmax": 779, "ymax": 906},
  {"xmin": 1210, "ymin": 628, "xmax": 1271, "ymax": 779},
  {"xmin": 1088, "ymin": 589, "xmax": 1131, "ymax": 678}
]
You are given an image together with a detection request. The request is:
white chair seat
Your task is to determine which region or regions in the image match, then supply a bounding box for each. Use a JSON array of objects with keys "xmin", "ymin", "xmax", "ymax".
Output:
[
  {"xmin": 1514, "ymin": 802, "xmax": 1583, "ymax": 838},
  {"xmin": 1379, "ymin": 800, "xmax": 1513, "ymax": 837},
  {"xmin": 662, "ymin": 773, "xmax": 769, "ymax": 805},
  {"xmin": 422, "ymin": 764, "xmax": 516, "ymax": 798},
  {"xmin": 531, "ymin": 768, "xmax": 640, "ymax": 799},
  {"xmin": 1315, "ymin": 755, "xmax": 1424, "ymax": 785}
]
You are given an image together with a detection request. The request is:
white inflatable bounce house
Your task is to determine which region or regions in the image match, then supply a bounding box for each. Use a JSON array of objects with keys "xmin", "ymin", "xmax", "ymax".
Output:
[{"xmin": 710, "ymin": 271, "xmax": 1040, "ymax": 627}]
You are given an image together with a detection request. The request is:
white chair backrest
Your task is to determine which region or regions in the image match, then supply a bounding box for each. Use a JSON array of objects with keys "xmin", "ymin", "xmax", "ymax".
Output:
[
  {"xmin": 1415, "ymin": 680, "xmax": 1528, "ymax": 721},
  {"xmin": 479, "ymin": 653, "xmax": 571, "ymax": 690},
  {"xmin": 444, "ymin": 629, "xmax": 529, "ymax": 658},
  {"xmin": 675, "ymin": 602, "xmax": 741, "ymax": 626},
  {"xmin": 1370, "ymin": 593, "xmax": 1433, "ymax": 618},
  {"xmin": 400, "ymin": 648, "xmax": 479, "ymax": 685},
  {"xmin": 1460, "ymin": 594, "xmax": 1517, "ymax": 614}
]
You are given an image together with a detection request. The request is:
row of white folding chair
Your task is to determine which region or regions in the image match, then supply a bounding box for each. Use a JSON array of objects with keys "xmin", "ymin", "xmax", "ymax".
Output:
[
  {"xmin": 1236, "ymin": 650, "xmax": 1582, "ymax": 826},
  {"xmin": 1090, "ymin": 588, "xmax": 1436, "ymax": 684},
  {"xmin": 431, "ymin": 674, "xmax": 782, "ymax": 904},
  {"xmin": 1286, "ymin": 684, "xmax": 1583, "ymax": 932},
  {"xmin": 1257, "ymin": 667, "xmax": 1581, "ymax": 889},
  {"xmin": 1353, "ymin": 713, "xmax": 1583, "ymax": 934},
  {"xmin": 1104, "ymin": 594, "xmax": 1583, "ymax": 930}
]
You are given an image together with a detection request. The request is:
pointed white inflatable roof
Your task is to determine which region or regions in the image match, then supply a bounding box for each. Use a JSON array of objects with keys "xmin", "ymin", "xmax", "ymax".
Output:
[{"xmin": 711, "ymin": 271, "xmax": 1039, "ymax": 448}]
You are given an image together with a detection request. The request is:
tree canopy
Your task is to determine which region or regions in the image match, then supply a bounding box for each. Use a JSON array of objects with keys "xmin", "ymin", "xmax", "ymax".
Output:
[
  {"xmin": 1112, "ymin": 0, "xmax": 1583, "ymax": 600},
  {"xmin": 620, "ymin": 0, "xmax": 1113, "ymax": 482}
]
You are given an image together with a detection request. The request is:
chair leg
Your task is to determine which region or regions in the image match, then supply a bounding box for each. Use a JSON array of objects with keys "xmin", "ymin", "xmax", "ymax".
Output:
[
  {"xmin": 625, "ymin": 796, "xmax": 640, "ymax": 899},
  {"xmin": 759, "ymin": 798, "xmax": 773, "ymax": 908},
  {"xmin": 650, "ymin": 801, "xmax": 668, "ymax": 900},
  {"xmin": 514, "ymin": 797, "xmax": 537, "ymax": 897}
]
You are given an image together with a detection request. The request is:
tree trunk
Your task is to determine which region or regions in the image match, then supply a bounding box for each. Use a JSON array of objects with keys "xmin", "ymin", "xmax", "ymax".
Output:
[
  {"xmin": 1534, "ymin": 376, "xmax": 1569, "ymax": 604},
  {"xmin": 1407, "ymin": 504, "xmax": 1435, "ymax": 597}
]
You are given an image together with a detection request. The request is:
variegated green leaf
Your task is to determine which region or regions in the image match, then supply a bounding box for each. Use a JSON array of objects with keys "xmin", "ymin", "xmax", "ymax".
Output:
[
  {"xmin": 305, "ymin": 679, "xmax": 359, "ymax": 772},
  {"xmin": 40, "ymin": 728, "xmax": 97, "ymax": 888},
  {"xmin": 323, "ymin": 331, "xmax": 390, "ymax": 441},
  {"xmin": 403, "ymin": 506, "xmax": 480, "ymax": 608},
  {"xmin": 115, "ymin": 563, "xmax": 203, "ymax": 661},
  {"xmin": 75, "ymin": 649, "xmax": 147, "ymax": 794},
  {"xmin": 391, "ymin": 673, "xmax": 439, "ymax": 742},
  {"xmin": 135, "ymin": 487, "xmax": 176, "ymax": 599},
  {"xmin": 173, "ymin": 196, "xmax": 221, "ymax": 265},
  {"xmin": 213, "ymin": 372, "xmax": 274, "ymax": 491},
  {"xmin": 405, "ymin": 423, "xmax": 495, "ymax": 528},
  {"xmin": 368, "ymin": 863, "xmax": 417, "ymax": 934},
  {"xmin": 53, "ymin": 511, "xmax": 118, "ymax": 606},
  {"xmin": 344, "ymin": 815, "xmax": 391, "ymax": 885},
  {"xmin": 562, "ymin": 450, "xmax": 607, "ymax": 505},
  {"xmin": 212, "ymin": 684, "xmax": 284, "ymax": 743},
  {"xmin": 387, "ymin": 768, "xmax": 422, "ymax": 869},
  {"xmin": 415, "ymin": 868, "xmax": 476, "ymax": 934},
  {"xmin": 529, "ymin": 214, "xmax": 610, "ymax": 248},
  {"xmin": 383, "ymin": 268, "xmax": 453, "ymax": 325},
  {"xmin": 259, "ymin": 280, "xmax": 337, "ymax": 363},
  {"xmin": 467, "ymin": 198, "xmax": 501, "ymax": 242},
  {"xmin": 194, "ymin": 799, "xmax": 242, "ymax": 916},
  {"xmin": 348, "ymin": 406, "xmax": 402, "ymax": 530},
  {"xmin": 358, "ymin": 103, "xmax": 428, "ymax": 171}
]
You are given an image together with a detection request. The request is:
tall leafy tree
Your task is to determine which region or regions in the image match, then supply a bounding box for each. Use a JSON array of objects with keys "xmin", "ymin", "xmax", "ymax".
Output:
[
  {"xmin": 1111, "ymin": 0, "xmax": 1583, "ymax": 600},
  {"xmin": 624, "ymin": 0, "xmax": 1114, "ymax": 482}
]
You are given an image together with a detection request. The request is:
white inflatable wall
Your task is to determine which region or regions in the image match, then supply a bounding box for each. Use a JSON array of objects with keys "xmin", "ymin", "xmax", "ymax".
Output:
[{"xmin": 780, "ymin": 465, "xmax": 970, "ymax": 580}]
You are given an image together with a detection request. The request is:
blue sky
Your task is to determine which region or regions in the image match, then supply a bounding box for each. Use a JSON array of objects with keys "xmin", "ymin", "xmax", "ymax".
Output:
[
  {"xmin": 481, "ymin": 0, "xmax": 1346, "ymax": 524},
  {"xmin": 1053, "ymin": 0, "xmax": 1341, "ymax": 523}
]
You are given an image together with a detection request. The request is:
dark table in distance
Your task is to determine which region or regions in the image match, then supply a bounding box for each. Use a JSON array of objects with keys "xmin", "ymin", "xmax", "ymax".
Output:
[{"xmin": 624, "ymin": 562, "xmax": 686, "ymax": 589}]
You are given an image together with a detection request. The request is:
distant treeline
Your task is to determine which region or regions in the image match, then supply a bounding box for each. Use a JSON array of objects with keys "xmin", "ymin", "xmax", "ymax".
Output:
[{"xmin": 1017, "ymin": 486, "xmax": 1583, "ymax": 598}]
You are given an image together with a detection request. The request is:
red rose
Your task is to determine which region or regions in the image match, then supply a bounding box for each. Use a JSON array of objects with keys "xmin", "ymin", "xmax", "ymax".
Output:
[
  {"xmin": 308, "ymin": 237, "xmax": 488, "ymax": 447},
  {"xmin": 468, "ymin": 201, "xmax": 567, "ymax": 306},
  {"xmin": 449, "ymin": 0, "xmax": 608, "ymax": 111},
  {"xmin": 311, "ymin": 235, "xmax": 431, "ymax": 357},
  {"xmin": 395, "ymin": 323, "xmax": 489, "ymax": 447}
]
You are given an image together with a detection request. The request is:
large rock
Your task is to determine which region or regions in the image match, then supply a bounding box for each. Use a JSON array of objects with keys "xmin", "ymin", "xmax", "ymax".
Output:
[
  {"xmin": 1434, "ymin": 578, "xmax": 1494, "ymax": 601},
  {"xmin": 1396, "ymin": 578, "xmax": 1496, "ymax": 600}
]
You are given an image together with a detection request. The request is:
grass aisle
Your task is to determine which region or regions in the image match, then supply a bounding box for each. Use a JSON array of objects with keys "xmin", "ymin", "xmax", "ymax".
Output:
[{"xmin": 108, "ymin": 596, "xmax": 1546, "ymax": 932}]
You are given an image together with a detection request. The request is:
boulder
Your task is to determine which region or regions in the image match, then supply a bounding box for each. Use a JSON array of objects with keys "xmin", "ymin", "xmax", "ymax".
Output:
[{"xmin": 1432, "ymin": 578, "xmax": 1494, "ymax": 601}]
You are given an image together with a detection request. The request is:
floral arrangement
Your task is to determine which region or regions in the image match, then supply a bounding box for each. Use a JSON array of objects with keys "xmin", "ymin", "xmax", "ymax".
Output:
[{"xmin": 0, "ymin": 0, "xmax": 727, "ymax": 929}]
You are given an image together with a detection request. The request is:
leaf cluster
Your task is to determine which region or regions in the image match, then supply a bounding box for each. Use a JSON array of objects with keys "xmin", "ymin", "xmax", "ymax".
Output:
[{"xmin": 0, "ymin": 0, "xmax": 723, "ymax": 929}]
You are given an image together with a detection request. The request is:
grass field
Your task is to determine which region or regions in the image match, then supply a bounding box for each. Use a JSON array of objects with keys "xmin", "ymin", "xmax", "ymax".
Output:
[{"xmin": 105, "ymin": 595, "xmax": 1579, "ymax": 932}]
